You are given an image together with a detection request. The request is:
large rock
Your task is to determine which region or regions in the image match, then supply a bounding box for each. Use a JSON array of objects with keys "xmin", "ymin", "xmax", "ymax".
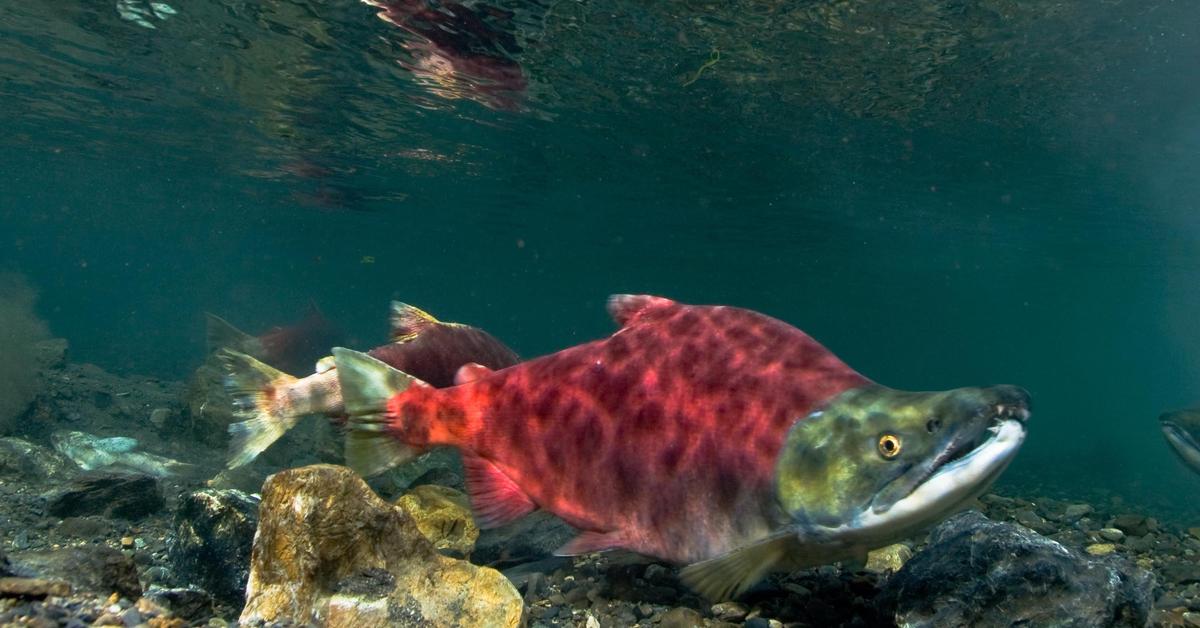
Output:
[
  {"xmin": 395, "ymin": 484, "xmax": 478, "ymax": 559},
  {"xmin": 44, "ymin": 470, "xmax": 164, "ymax": 520},
  {"xmin": 877, "ymin": 510, "xmax": 1153, "ymax": 627},
  {"xmin": 11, "ymin": 546, "xmax": 141, "ymax": 599},
  {"xmin": 239, "ymin": 464, "xmax": 522, "ymax": 627},
  {"xmin": 167, "ymin": 489, "xmax": 260, "ymax": 607},
  {"xmin": 0, "ymin": 437, "xmax": 74, "ymax": 482}
]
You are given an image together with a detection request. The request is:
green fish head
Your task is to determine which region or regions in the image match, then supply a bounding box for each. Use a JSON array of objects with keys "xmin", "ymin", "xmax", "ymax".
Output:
[
  {"xmin": 774, "ymin": 384, "xmax": 1030, "ymax": 547},
  {"xmin": 1160, "ymin": 408, "xmax": 1200, "ymax": 475}
]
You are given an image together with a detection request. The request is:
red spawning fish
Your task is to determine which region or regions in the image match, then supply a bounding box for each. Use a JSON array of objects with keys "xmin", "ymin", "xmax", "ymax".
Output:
[
  {"xmin": 206, "ymin": 303, "xmax": 344, "ymax": 375},
  {"xmin": 219, "ymin": 302, "xmax": 519, "ymax": 468},
  {"xmin": 334, "ymin": 295, "xmax": 1031, "ymax": 599}
]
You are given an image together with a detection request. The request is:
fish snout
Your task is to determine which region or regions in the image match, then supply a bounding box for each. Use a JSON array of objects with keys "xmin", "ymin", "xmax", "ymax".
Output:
[{"xmin": 986, "ymin": 385, "xmax": 1031, "ymax": 423}]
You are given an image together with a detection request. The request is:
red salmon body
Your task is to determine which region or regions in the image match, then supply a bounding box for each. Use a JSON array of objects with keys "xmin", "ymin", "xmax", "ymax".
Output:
[{"xmin": 373, "ymin": 295, "xmax": 870, "ymax": 564}]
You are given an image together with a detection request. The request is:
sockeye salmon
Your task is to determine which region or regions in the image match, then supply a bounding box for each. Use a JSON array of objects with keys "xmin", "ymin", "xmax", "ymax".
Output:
[
  {"xmin": 334, "ymin": 295, "xmax": 1031, "ymax": 599},
  {"xmin": 219, "ymin": 302, "xmax": 519, "ymax": 468}
]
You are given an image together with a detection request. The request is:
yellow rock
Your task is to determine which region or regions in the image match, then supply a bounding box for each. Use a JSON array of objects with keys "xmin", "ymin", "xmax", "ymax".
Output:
[
  {"xmin": 1085, "ymin": 543, "xmax": 1117, "ymax": 556},
  {"xmin": 865, "ymin": 543, "xmax": 913, "ymax": 573},
  {"xmin": 1188, "ymin": 527, "xmax": 1200, "ymax": 541},
  {"xmin": 238, "ymin": 465, "xmax": 522, "ymax": 628},
  {"xmin": 395, "ymin": 484, "xmax": 479, "ymax": 558}
]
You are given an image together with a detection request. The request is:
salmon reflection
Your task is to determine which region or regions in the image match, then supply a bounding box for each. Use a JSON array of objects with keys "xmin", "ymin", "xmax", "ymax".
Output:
[{"xmin": 363, "ymin": 0, "xmax": 527, "ymax": 111}]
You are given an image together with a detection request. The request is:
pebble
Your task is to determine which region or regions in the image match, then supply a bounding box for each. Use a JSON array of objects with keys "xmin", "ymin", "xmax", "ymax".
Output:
[
  {"xmin": 1063, "ymin": 504, "xmax": 1094, "ymax": 521},
  {"xmin": 660, "ymin": 607, "xmax": 705, "ymax": 628},
  {"xmin": 711, "ymin": 601, "xmax": 748, "ymax": 622},
  {"xmin": 1098, "ymin": 528, "xmax": 1125, "ymax": 542},
  {"xmin": 1085, "ymin": 543, "xmax": 1117, "ymax": 556}
]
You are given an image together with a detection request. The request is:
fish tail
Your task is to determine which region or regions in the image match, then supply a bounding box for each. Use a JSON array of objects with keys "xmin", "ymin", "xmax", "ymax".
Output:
[
  {"xmin": 218, "ymin": 349, "xmax": 302, "ymax": 469},
  {"xmin": 331, "ymin": 347, "xmax": 422, "ymax": 476}
]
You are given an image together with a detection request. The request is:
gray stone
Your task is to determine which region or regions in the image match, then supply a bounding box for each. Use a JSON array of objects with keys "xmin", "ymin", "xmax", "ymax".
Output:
[
  {"xmin": 877, "ymin": 510, "xmax": 1153, "ymax": 627},
  {"xmin": 1111, "ymin": 514, "xmax": 1149, "ymax": 537},
  {"xmin": 1064, "ymin": 504, "xmax": 1094, "ymax": 521},
  {"xmin": 1099, "ymin": 528, "xmax": 1126, "ymax": 542},
  {"xmin": 166, "ymin": 489, "xmax": 259, "ymax": 608},
  {"xmin": 44, "ymin": 470, "xmax": 163, "ymax": 520},
  {"xmin": 143, "ymin": 585, "xmax": 215, "ymax": 621}
]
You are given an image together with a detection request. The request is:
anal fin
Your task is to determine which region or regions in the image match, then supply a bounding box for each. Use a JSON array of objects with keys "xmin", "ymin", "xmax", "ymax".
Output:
[
  {"xmin": 679, "ymin": 531, "xmax": 796, "ymax": 601},
  {"xmin": 463, "ymin": 454, "xmax": 535, "ymax": 528},
  {"xmin": 554, "ymin": 530, "xmax": 628, "ymax": 556}
]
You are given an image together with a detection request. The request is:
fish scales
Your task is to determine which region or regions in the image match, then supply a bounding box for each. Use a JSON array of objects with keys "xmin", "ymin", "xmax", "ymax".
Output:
[{"xmin": 380, "ymin": 299, "xmax": 869, "ymax": 563}]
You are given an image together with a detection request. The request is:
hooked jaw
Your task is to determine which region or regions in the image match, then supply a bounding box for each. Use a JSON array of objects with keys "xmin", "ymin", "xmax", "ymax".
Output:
[{"xmin": 822, "ymin": 385, "xmax": 1031, "ymax": 547}]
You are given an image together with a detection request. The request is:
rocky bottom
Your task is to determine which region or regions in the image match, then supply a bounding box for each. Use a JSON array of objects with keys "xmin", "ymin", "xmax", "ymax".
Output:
[{"xmin": 1, "ymin": 344, "xmax": 1199, "ymax": 627}]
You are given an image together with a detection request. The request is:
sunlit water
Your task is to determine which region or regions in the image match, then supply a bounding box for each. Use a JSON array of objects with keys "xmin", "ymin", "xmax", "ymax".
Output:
[{"xmin": 2, "ymin": 0, "xmax": 1200, "ymax": 522}]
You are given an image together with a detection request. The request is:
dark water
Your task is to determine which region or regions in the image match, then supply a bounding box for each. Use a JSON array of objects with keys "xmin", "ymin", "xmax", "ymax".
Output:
[{"xmin": 2, "ymin": 1, "xmax": 1199, "ymax": 518}]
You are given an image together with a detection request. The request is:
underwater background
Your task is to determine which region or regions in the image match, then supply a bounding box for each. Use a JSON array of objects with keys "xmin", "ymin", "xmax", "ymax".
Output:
[{"xmin": 2, "ymin": 1, "xmax": 1200, "ymax": 625}]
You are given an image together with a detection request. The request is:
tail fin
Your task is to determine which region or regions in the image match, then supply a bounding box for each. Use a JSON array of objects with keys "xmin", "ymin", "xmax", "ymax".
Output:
[
  {"xmin": 206, "ymin": 313, "xmax": 258, "ymax": 355},
  {"xmin": 332, "ymin": 347, "xmax": 421, "ymax": 476},
  {"xmin": 218, "ymin": 349, "xmax": 301, "ymax": 469}
]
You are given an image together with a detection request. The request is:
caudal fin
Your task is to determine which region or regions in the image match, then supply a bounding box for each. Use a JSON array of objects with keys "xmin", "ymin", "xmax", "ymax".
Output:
[
  {"xmin": 331, "ymin": 347, "xmax": 422, "ymax": 476},
  {"xmin": 218, "ymin": 349, "xmax": 301, "ymax": 469}
]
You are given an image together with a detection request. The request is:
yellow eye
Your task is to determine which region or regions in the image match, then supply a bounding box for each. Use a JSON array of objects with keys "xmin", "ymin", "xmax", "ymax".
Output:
[{"xmin": 878, "ymin": 434, "xmax": 902, "ymax": 458}]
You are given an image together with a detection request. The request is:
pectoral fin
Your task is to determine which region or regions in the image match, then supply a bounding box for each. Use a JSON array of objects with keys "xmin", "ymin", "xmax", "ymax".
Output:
[{"xmin": 678, "ymin": 531, "xmax": 795, "ymax": 601}]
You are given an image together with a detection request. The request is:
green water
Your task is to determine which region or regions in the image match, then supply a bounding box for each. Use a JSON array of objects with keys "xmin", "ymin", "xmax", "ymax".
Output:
[{"xmin": 2, "ymin": 1, "xmax": 1199, "ymax": 519}]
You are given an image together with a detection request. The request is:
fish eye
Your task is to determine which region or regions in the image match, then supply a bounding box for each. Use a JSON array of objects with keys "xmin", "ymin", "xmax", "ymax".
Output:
[
  {"xmin": 925, "ymin": 418, "xmax": 942, "ymax": 433},
  {"xmin": 878, "ymin": 434, "xmax": 902, "ymax": 458}
]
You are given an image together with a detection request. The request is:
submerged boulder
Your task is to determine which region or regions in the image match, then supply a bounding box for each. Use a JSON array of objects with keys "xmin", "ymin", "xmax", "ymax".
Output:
[
  {"xmin": 239, "ymin": 464, "xmax": 522, "ymax": 627},
  {"xmin": 877, "ymin": 510, "xmax": 1153, "ymax": 627},
  {"xmin": 44, "ymin": 470, "xmax": 164, "ymax": 520},
  {"xmin": 167, "ymin": 488, "xmax": 260, "ymax": 607}
]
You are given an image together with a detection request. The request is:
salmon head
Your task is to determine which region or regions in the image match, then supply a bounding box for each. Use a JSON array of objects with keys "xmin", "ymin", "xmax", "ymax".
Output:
[
  {"xmin": 774, "ymin": 384, "xmax": 1031, "ymax": 551},
  {"xmin": 1160, "ymin": 408, "xmax": 1200, "ymax": 474}
]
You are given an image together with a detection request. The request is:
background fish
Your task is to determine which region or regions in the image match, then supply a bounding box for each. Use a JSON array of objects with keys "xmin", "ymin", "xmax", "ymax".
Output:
[
  {"xmin": 335, "ymin": 294, "xmax": 1031, "ymax": 599},
  {"xmin": 1160, "ymin": 408, "xmax": 1200, "ymax": 474},
  {"xmin": 206, "ymin": 302, "xmax": 344, "ymax": 375},
  {"xmin": 221, "ymin": 302, "xmax": 519, "ymax": 468},
  {"xmin": 52, "ymin": 430, "xmax": 194, "ymax": 478}
]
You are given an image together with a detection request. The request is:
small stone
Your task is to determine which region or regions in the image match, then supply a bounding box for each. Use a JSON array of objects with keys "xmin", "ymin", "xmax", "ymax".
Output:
[
  {"xmin": 143, "ymin": 586, "xmax": 213, "ymax": 622},
  {"xmin": 1086, "ymin": 543, "xmax": 1117, "ymax": 556},
  {"xmin": 1098, "ymin": 528, "xmax": 1125, "ymax": 542},
  {"xmin": 865, "ymin": 543, "xmax": 913, "ymax": 573},
  {"xmin": 1185, "ymin": 611, "xmax": 1200, "ymax": 628},
  {"xmin": 120, "ymin": 536, "xmax": 134, "ymax": 549},
  {"xmin": 13, "ymin": 546, "xmax": 140, "ymax": 599},
  {"xmin": 660, "ymin": 607, "xmax": 705, "ymax": 628},
  {"xmin": 711, "ymin": 601, "xmax": 748, "ymax": 622},
  {"xmin": 636, "ymin": 603, "xmax": 655, "ymax": 619},
  {"xmin": 1111, "ymin": 514, "xmax": 1149, "ymax": 537},
  {"xmin": 1187, "ymin": 527, "xmax": 1200, "ymax": 541},
  {"xmin": 1063, "ymin": 504, "xmax": 1094, "ymax": 521},
  {"xmin": 149, "ymin": 408, "xmax": 171, "ymax": 428},
  {"xmin": 585, "ymin": 613, "xmax": 600, "ymax": 628},
  {"xmin": 94, "ymin": 613, "xmax": 123, "ymax": 626}
]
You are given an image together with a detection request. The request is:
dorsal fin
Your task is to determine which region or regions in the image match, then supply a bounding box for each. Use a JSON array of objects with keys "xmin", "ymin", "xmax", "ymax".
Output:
[
  {"xmin": 390, "ymin": 302, "xmax": 441, "ymax": 342},
  {"xmin": 454, "ymin": 362, "xmax": 493, "ymax": 386},
  {"xmin": 606, "ymin": 294, "xmax": 677, "ymax": 327}
]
